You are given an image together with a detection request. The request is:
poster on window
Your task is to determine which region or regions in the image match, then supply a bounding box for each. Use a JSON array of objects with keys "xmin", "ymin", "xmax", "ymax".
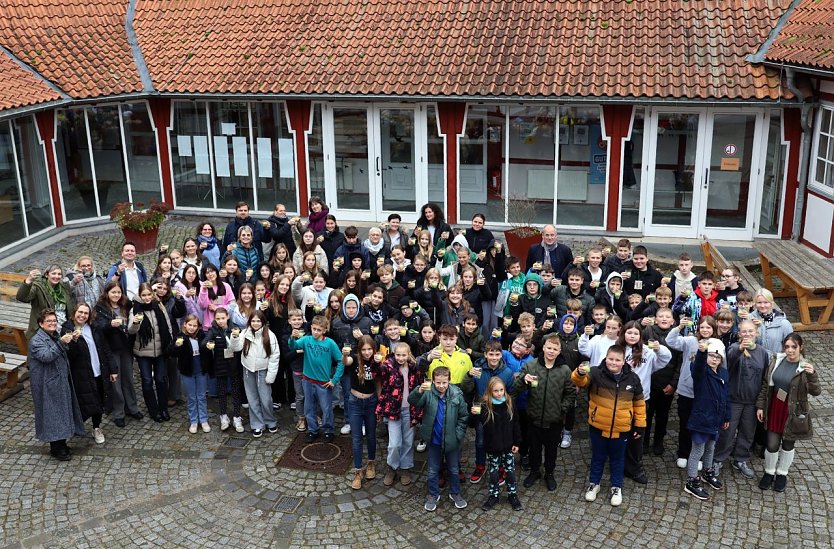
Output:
[{"xmin": 589, "ymin": 126, "xmax": 607, "ymax": 185}]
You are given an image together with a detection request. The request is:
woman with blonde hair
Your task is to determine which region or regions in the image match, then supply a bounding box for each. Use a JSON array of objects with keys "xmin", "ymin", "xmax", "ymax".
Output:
[{"xmin": 750, "ymin": 288, "xmax": 793, "ymax": 353}]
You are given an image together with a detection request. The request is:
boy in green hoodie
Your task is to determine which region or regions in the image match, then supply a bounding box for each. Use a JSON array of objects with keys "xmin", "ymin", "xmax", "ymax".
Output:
[
  {"xmin": 509, "ymin": 272, "xmax": 551, "ymax": 328},
  {"xmin": 498, "ymin": 255, "xmax": 526, "ymax": 317}
]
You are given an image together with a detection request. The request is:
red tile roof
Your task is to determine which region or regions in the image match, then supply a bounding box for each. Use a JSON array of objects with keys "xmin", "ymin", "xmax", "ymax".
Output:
[
  {"xmin": 765, "ymin": 0, "xmax": 834, "ymax": 70},
  {"xmin": 0, "ymin": 0, "xmax": 143, "ymax": 100},
  {"xmin": 135, "ymin": 0, "xmax": 792, "ymax": 100},
  {"xmin": 0, "ymin": 51, "xmax": 62, "ymax": 110}
]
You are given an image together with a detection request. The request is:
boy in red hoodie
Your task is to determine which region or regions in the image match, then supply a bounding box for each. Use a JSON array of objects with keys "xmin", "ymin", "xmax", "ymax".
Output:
[{"xmin": 672, "ymin": 271, "xmax": 717, "ymax": 336}]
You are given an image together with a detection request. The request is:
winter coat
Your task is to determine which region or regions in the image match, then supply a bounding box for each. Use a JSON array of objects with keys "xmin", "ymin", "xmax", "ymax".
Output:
[
  {"xmin": 280, "ymin": 323, "xmax": 307, "ymax": 373},
  {"xmin": 169, "ymin": 334, "xmax": 212, "ymax": 377},
  {"xmin": 622, "ymin": 261, "xmax": 663, "ymax": 297},
  {"xmin": 231, "ymin": 244, "xmax": 261, "ymax": 273},
  {"xmin": 28, "ymin": 328, "xmax": 85, "ymax": 442},
  {"xmin": 376, "ymin": 357, "xmax": 425, "ymax": 423},
  {"xmin": 201, "ymin": 321, "xmax": 243, "ymax": 377},
  {"xmin": 265, "ymin": 215, "xmax": 297, "ymax": 257},
  {"xmin": 687, "ymin": 350, "xmax": 730, "ymax": 437},
  {"xmin": 726, "ymin": 343, "xmax": 769, "ymax": 404},
  {"xmin": 409, "ymin": 383, "xmax": 468, "ymax": 451},
  {"xmin": 411, "ymin": 285, "xmax": 446, "ymax": 325},
  {"xmin": 382, "ymin": 227, "xmax": 409, "ymax": 250},
  {"xmin": 196, "ymin": 282, "xmax": 236, "ymax": 328},
  {"xmin": 66, "ymin": 271, "xmax": 107, "ymax": 308},
  {"xmin": 319, "ymin": 228, "xmax": 345, "ymax": 264},
  {"xmin": 509, "ymin": 273, "xmax": 552, "ymax": 326},
  {"xmin": 291, "ymin": 245, "xmax": 329, "ymax": 274},
  {"xmin": 461, "ymin": 281, "xmax": 492, "ymax": 324},
  {"xmin": 93, "ymin": 302, "xmax": 131, "ymax": 354},
  {"xmin": 60, "ymin": 321, "xmax": 112, "ymax": 420},
  {"xmin": 525, "ymin": 241, "xmax": 574, "ymax": 276},
  {"xmin": 513, "ymin": 355, "xmax": 575, "ymax": 428},
  {"xmin": 228, "ymin": 327, "xmax": 280, "ymax": 382},
  {"xmin": 593, "ymin": 272, "xmax": 628, "ymax": 319},
  {"xmin": 572, "ymin": 362, "xmax": 646, "ymax": 438},
  {"xmin": 330, "ymin": 303, "xmax": 373, "ymax": 348},
  {"xmin": 464, "ymin": 227, "xmax": 496, "ymax": 254},
  {"xmin": 476, "ymin": 400, "xmax": 521, "ymax": 454},
  {"xmin": 457, "ymin": 330, "xmax": 486, "ymax": 363},
  {"xmin": 501, "ymin": 349, "xmax": 533, "ymax": 410},
  {"xmin": 127, "ymin": 303, "xmax": 173, "ymax": 358},
  {"xmin": 159, "ymin": 294, "xmax": 187, "ymax": 334},
  {"xmin": 550, "ymin": 285, "xmax": 595, "ymax": 325},
  {"xmin": 16, "ymin": 277, "xmax": 76, "ymax": 339},
  {"xmin": 751, "ymin": 309, "xmax": 794, "ymax": 353},
  {"xmin": 382, "ymin": 282, "xmax": 406, "ymax": 309},
  {"xmin": 756, "ymin": 354, "xmax": 821, "ymax": 441},
  {"xmin": 460, "ymin": 358, "xmax": 514, "ymax": 400},
  {"xmin": 221, "ymin": 216, "xmax": 270, "ymax": 259}
]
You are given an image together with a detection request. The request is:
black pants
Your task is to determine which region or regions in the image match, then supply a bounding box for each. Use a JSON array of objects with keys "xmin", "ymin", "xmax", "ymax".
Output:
[
  {"xmin": 645, "ymin": 387, "xmax": 674, "ymax": 448},
  {"xmin": 528, "ymin": 423, "xmax": 562, "ymax": 476},
  {"xmin": 271, "ymin": 364, "xmax": 288, "ymax": 405},
  {"xmin": 676, "ymin": 396, "xmax": 694, "ymax": 460},
  {"xmin": 624, "ymin": 419, "xmax": 645, "ymax": 477},
  {"xmin": 518, "ymin": 409, "xmax": 531, "ymax": 458},
  {"xmin": 563, "ymin": 405, "xmax": 576, "ymax": 431}
]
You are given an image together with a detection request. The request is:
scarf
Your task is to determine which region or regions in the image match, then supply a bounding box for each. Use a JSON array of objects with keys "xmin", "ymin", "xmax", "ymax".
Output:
[
  {"xmin": 364, "ymin": 238, "xmax": 384, "ymax": 255},
  {"xmin": 307, "ymin": 208, "xmax": 329, "ymax": 232},
  {"xmin": 197, "ymin": 234, "xmax": 218, "ymax": 251},
  {"xmin": 491, "ymin": 396, "xmax": 506, "ymax": 405},
  {"xmin": 133, "ymin": 300, "xmax": 172, "ymax": 351},
  {"xmin": 542, "ymin": 240, "xmax": 558, "ymax": 267},
  {"xmin": 47, "ymin": 280, "xmax": 66, "ymax": 306},
  {"xmin": 761, "ymin": 311, "xmax": 775, "ymax": 322}
]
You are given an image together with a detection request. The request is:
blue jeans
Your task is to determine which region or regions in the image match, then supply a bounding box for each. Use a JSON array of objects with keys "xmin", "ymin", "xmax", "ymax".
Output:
[
  {"xmin": 589, "ymin": 426, "xmax": 629, "ymax": 488},
  {"xmin": 385, "ymin": 407, "xmax": 414, "ymax": 470},
  {"xmin": 348, "ymin": 393, "xmax": 378, "ymax": 469},
  {"xmin": 181, "ymin": 372, "xmax": 208, "ymax": 424},
  {"xmin": 137, "ymin": 355, "xmax": 168, "ymax": 417},
  {"xmin": 242, "ymin": 369, "xmax": 276, "ymax": 431},
  {"xmin": 427, "ymin": 443, "xmax": 461, "ymax": 497},
  {"xmin": 474, "ymin": 420, "xmax": 486, "ymax": 466},
  {"xmin": 303, "ymin": 379, "xmax": 334, "ymax": 435},
  {"xmin": 339, "ymin": 372, "xmax": 352, "ymax": 421}
]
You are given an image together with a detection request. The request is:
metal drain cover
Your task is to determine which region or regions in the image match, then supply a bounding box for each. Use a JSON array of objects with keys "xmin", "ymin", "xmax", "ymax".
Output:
[{"xmin": 273, "ymin": 495, "xmax": 303, "ymax": 513}]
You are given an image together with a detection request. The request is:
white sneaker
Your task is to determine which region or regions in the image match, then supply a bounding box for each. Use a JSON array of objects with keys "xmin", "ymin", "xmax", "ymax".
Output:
[
  {"xmin": 233, "ymin": 417, "xmax": 244, "ymax": 433},
  {"xmin": 93, "ymin": 428, "xmax": 105, "ymax": 444},
  {"xmin": 290, "ymin": 402, "xmax": 297, "ymax": 410},
  {"xmin": 585, "ymin": 483, "xmax": 600, "ymax": 502},
  {"xmin": 698, "ymin": 461, "xmax": 703, "ymax": 472},
  {"xmin": 201, "ymin": 422, "xmax": 211, "ymax": 433},
  {"xmin": 242, "ymin": 403, "xmax": 249, "ymax": 409},
  {"xmin": 610, "ymin": 487, "xmax": 622, "ymax": 507},
  {"xmin": 220, "ymin": 415, "xmax": 230, "ymax": 431},
  {"xmin": 340, "ymin": 424, "xmax": 351, "ymax": 435},
  {"xmin": 560, "ymin": 430, "xmax": 572, "ymax": 449},
  {"xmin": 676, "ymin": 458, "xmax": 687, "ymax": 469},
  {"xmin": 416, "ymin": 440, "xmax": 427, "ymax": 453},
  {"xmin": 189, "ymin": 423, "xmax": 198, "ymax": 434},
  {"xmin": 362, "ymin": 425, "xmax": 366, "ymax": 436}
]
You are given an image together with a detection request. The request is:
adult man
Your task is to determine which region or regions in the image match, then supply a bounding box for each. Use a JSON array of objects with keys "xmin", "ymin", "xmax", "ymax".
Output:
[
  {"xmin": 221, "ymin": 201, "xmax": 270, "ymax": 260},
  {"xmin": 525, "ymin": 225, "xmax": 574, "ymax": 276},
  {"xmin": 106, "ymin": 241, "xmax": 148, "ymax": 301},
  {"xmin": 264, "ymin": 203, "xmax": 296, "ymax": 258}
]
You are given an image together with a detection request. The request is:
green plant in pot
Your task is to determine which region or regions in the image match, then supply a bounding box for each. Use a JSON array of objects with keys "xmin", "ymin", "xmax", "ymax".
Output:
[
  {"xmin": 110, "ymin": 199, "xmax": 171, "ymax": 254},
  {"xmin": 503, "ymin": 194, "xmax": 543, "ymax": 268}
]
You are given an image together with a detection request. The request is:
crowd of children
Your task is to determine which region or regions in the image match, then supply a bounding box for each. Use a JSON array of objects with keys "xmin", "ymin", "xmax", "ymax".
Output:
[{"xmin": 24, "ymin": 200, "xmax": 820, "ymax": 513}]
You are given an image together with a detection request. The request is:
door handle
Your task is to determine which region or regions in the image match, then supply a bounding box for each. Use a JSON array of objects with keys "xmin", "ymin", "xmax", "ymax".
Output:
[
  {"xmin": 376, "ymin": 156, "xmax": 381, "ymax": 176},
  {"xmin": 703, "ymin": 168, "xmax": 709, "ymax": 189}
]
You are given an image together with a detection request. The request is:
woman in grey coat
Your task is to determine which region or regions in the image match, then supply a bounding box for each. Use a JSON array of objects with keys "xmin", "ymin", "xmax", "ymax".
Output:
[{"xmin": 28, "ymin": 308, "xmax": 85, "ymax": 461}]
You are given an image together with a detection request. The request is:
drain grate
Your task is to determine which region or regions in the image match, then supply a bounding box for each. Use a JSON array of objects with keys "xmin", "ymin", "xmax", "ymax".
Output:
[
  {"xmin": 274, "ymin": 432, "xmax": 352, "ymax": 475},
  {"xmin": 224, "ymin": 437, "xmax": 250, "ymax": 448},
  {"xmin": 273, "ymin": 495, "xmax": 303, "ymax": 513}
]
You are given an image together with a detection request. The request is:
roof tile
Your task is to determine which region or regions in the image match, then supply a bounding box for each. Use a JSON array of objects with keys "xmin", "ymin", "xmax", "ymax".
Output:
[
  {"xmin": 0, "ymin": 51, "xmax": 61, "ymax": 110},
  {"xmin": 765, "ymin": 0, "xmax": 834, "ymax": 70}
]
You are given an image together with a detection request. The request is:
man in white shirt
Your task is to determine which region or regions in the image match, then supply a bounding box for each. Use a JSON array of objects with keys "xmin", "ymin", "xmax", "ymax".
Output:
[{"xmin": 107, "ymin": 242, "xmax": 148, "ymax": 301}]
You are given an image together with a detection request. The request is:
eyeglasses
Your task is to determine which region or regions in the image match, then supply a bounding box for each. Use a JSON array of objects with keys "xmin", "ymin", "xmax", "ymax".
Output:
[
  {"xmin": 42, "ymin": 319, "xmax": 58, "ymax": 324},
  {"xmin": 721, "ymin": 273, "xmax": 736, "ymax": 278}
]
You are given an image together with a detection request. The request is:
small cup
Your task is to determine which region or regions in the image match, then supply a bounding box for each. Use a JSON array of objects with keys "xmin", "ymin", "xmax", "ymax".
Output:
[
  {"xmin": 408, "ymin": 280, "xmax": 416, "ymax": 289},
  {"xmin": 374, "ymin": 353, "xmax": 383, "ymax": 363},
  {"xmin": 232, "ymin": 328, "xmax": 241, "ymax": 337},
  {"xmin": 399, "ymin": 327, "xmax": 407, "ymax": 337},
  {"xmin": 135, "ymin": 313, "xmax": 145, "ymax": 323},
  {"xmin": 246, "ymin": 269, "xmax": 254, "ymax": 278},
  {"xmin": 533, "ymin": 262, "xmax": 543, "ymax": 271},
  {"xmin": 492, "ymin": 329, "xmax": 502, "ymax": 338},
  {"xmin": 472, "ymin": 368, "xmax": 482, "ymax": 379},
  {"xmin": 207, "ymin": 341, "xmax": 215, "ymax": 350},
  {"xmin": 649, "ymin": 339, "xmax": 659, "ymax": 350},
  {"xmin": 553, "ymin": 279, "xmax": 562, "ymax": 286},
  {"xmin": 160, "ymin": 244, "xmax": 169, "ymax": 253},
  {"xmin": 622, "ymin": 270, "xmax": 632, "ymax": 278},
  {"xmin": 371, "ymin": 325, "xmax": 379, "ymax": 335},
  {"xmin": 662, "ymin": 277, "xmax": 671, "ymax": 285},
  {"xmin": 421, "ymin": 381, "xmax": 432, "ymax": 391},
  {"xmin": 529, "ymin": 376, "xmax": 539, "ymax": 388},
  {"xmin": 113, "ymin": 317, "xmax": 123, "ymax": 326},
  {"xmin": 176, "ymin": 336, "xmax": 184, "ymax": 345},
  {"xmin": 410, "ymin": 301, "xmax": 418, "ymax": 309},
  {"xmin": 509, "ymin": 293, "xmax": 519, "ymax": 303},
  {"xmin": 377, "ymin": 257, "xmax": 384, "ymax": 266},
  {"xmin": 343, "ymin": 345, "xmax": 352, "ymax": 354},
  {"xmin": 471, "ymin": 404, "xmax": 482, "ymax": 415},
  {"xmin": 494, "ymin": 242, "xmax": 502, "ymax": 252},
  {"xmin": 261, "ymin": 220, "xmax": 270, "ymax": 228},
  {"xmin": 503, "ymin": 317, "xmax": 512, "ymax": 327}
]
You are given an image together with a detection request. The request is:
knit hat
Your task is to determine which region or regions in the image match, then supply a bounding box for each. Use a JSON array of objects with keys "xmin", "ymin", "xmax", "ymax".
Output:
[
  {"xmin": 398, "ymin": 295, "xmax": 412, "ymax": 308},
  {"xmin": 706, "ymin": 338, "xmax": 726, "ymax": 360}
]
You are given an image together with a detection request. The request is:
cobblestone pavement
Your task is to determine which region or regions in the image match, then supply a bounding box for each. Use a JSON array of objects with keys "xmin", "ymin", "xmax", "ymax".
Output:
[{"xmin": 0, "ymin": 220, "xmax": 832, "ymax": 548}]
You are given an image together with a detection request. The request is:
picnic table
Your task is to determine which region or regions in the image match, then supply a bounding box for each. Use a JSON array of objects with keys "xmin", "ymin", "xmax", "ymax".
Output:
[
  {"xmin": 0, "ymin": 299, "xmax": 30, "ymax": 354},
  {"xmin": 754, "ymin": 240, "xmax": 834, "ymax": 331}
]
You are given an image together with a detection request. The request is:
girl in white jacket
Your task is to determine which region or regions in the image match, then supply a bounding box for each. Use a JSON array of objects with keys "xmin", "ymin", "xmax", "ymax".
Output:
[
  {"xmin": 578, "ymin": 315, "xmax": 623, "ymax": 366},
  {"xmin": 291, "ymin": 270, "xmax": 333, "ymax": 312},
  {"xmin": 229, "ymin": 310, "xmax": 280, "ymax": 437}
]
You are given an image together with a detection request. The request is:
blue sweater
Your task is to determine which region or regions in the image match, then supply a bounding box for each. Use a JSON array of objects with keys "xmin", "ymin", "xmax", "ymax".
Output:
[{"xmin": 288, "ymin": 335, "xmax": 343, "ymax": 384}]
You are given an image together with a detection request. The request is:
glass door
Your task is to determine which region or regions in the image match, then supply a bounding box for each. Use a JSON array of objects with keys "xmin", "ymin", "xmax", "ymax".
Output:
[
  {"xmin": 322, "ymin": 105, "xmax": 373, "ymax": 221},
  {"xmin": 373, "ymin": 106, "xmax": 420, "ymax": 222}
]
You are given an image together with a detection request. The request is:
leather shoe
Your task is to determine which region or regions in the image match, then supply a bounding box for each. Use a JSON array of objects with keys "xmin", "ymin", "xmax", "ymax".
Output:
[
  {"xmin": 152, "ymin": 414, "xmax": 164, "ymax": 423},
  {"xmin": 160, "ymin": 411, "xmax": 171, "ymax": 421},
  {"xmin": 544, "ymin": 475, "xmax": 557, "ymax": 492},
  {"xmin": 50, "ymin": 450, "xmax": 71, "ymax": 462},
  {"xmin": 128, "ymin": 412, "xmax": 144, "ymax": 420},
  {"xmin": 114, "ymin": 418, "xmax": 126, "ymax": 428},
  {"xmin": 522, "ymin": 471, "xmax": 541, "ymax": 488}
]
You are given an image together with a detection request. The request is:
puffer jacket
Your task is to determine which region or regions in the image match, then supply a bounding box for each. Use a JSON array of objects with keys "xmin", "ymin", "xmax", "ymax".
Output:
[
  {"xmin": 572, "ymin": 361, "xmax": 646, "ymax": 438},
  {"xmin": 550, "ymin": 284, "xmax": 595, "ymax": 325},
  {"xmin": 756, "ymin": 353, "xmax": 821, "ymax": 441},
  {"xmin": 376, "ymin": 357, "xmax": 425, "ymax": 424},
  {"xmin": 168, "ymin": 333, "xmax": 213, "ymax": 377},
  {"xmin": 460, "ymin": 358, "xmax": 514, "ymax": 400},
  {"xmin": 687, "ymin": 350, "xmax": 730, "ymax": 437},
  {"xmin": 201, "ymin": 321, "xmax": 243, "ymax": 378},
  {"xmin": 509, "ymin": 272, "xmax": 551, "ymax": 325},
  {"xmin": 512, "ymin": 354, "xmax": 575, "ymax": 428},
  {"xmin": 228, "ymin": 327, "xmax": 280, "ymax": 382},
  {"xmin": 409, "ymin": 383, "xmax": 469, "ymax": 451}
]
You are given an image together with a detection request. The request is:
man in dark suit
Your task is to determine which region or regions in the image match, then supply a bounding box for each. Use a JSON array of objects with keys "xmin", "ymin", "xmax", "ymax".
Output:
[{"xmin": 525, "ymin": 224, "xmax": 573, "ymax": 276}]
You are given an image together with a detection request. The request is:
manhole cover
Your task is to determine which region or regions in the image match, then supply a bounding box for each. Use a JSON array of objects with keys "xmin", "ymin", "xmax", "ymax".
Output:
[
  {"xmin": 273, "ymin": 495, "xmax": 303, "ymax": 513},
  {"xmin": 274, "ymin": 432, "xmax": 352, "ymax": 475}
]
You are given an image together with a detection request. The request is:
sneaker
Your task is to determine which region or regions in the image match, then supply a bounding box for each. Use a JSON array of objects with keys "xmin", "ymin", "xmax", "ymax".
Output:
[
  {"xmin": 508, "ymin": 493, "xmax": 523, "ymax": 511},
  {"xmin": 201, "ymin": 422, "xmax": 211, "ymax": 433},
  {"xmin": 652, "ymin": 444, "xmax": 664, "ymax": 456},
  {"xmin": 220, "ymin": 415, "xmax": 230, "ymax": 431},
  {"xmin": 523, "ymin": 471, "xmax": 541, "ymax": 488},
  {"xmin": 242, "ymin": 403, "xmax": 249, "ymax": 409},
  {"xmin": 560, "ymin": 430, "xmax": 572, "ymax": 449},
  {"xmin": 296, "ymin": 417, "xmax": 308, "ymax": 432},
  {"xmin": 189, "ymin": 423, "xmax": 198, "ymax": 434},
  {"xmin": 773, "ymin": 474, "xmax": 788, "ymax": 492},
  {"xmin": 449, "ymin": 493, "xmax": 468, "ymax": 509},
  {"xmin": 233, "ymin": 417, "xmax": 244, "ymax": 433},
  {"xmin": 268, "ymin": 425, "xmax": 278, "ymax": 434},
  {"xmin": 93, "ymin": 428, "xmax": 105, "ymax": 444},
  {"xmin": 272, "ymin": 402, "xmax": 282, "ymax": 411},
  {"xmin": 610, "ymin": 487, "xmax": 623, "ymax": 507},
  {"xmin": 470, "ymin": 465, "xmax": 486, "ymax": 484},
  {"xmin": 323, "ymin": 432, "xmax": 335, "ymax": 443},
  {"xmin": 684, "ymin": 478, "xmax": 710, "ymax": 500},
  {"xmin": 585, "ymin": 483, "xmax": 600, "ymax": 502},
  {"xmin": 304, "ymin": 431, "xmax": 319, "ymax": 443},
  {"xmin": 384, "ymin": 467, "xmax": 396, "ymax": 486},
  {"xmin": 252, "ymin": 428, "xmax": 263, "ymax": 438},
  {"xmin": 732, "ymin": 460, "xmax": 755, "ymax": 479},
  {"xmin": 701, "ymin": 469, "xmax": 723, "ymax": 490},
  {"xmin": 758, "ymin": 473, "xmax": 774, "ymax": 490},
  {"xmin": 340, "ymin": 424, "xmax": 351, "ymax": 435},
  {"xmin": 676, "ymin": 458, "xmax": 687, "ymax": 469},
  {"xmin": 290, "ymin": 402, "xmax": 296, "ymax": 410},
  {"xmin": 544, "ymin": 474, "xmax": 557, "ymax": 492},
  {"xmin": 416, "ymin": 440, "xmax": 427, "ymax": 453},
  {"xmin": 481, "ymin": 495, "xmax": 499, "ymax": 511},
  {"xmin": 424, "ymin": 494, "xmax": 440, "ymax": 512},
  {"xmin": 114, "ymin": 418, "xmax": 126, "ymax": 428}
]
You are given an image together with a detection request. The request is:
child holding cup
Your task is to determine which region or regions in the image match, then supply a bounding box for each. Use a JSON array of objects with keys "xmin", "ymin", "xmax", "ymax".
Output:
[
  {"xmin": 201, "ymin": 307, "xmax": 243, "ymax": 432},
  {"xmin": 169, "ymin": 314, "xmax": 211, "ymax": 434}
]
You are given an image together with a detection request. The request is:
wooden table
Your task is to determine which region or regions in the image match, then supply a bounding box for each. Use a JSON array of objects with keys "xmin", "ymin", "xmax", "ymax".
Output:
[
  {"xmin": 755, "ymin": 240, "xmax": 834, "ymax": 331},
  {"xmin": 0, "ymin": 300, "xmax": 30, "ymax": 354}
]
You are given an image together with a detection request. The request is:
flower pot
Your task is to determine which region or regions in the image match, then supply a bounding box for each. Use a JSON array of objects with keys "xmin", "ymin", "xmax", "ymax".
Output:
[
  {"xmin": 121, "ymin": 227, "xmax": 160, "ymax": 254},
  {"xmin": 504, "ymin": 227, "xmax": 542, "ymax": 269}
]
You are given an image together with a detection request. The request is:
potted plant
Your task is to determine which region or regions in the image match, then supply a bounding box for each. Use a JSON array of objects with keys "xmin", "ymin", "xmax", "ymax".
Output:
[
  {"xmin": 109, "ymin": 199, "xmax": 172, "ymax": 254},
  {"xmin": 503, "ymin": 194, "xmax": 542, "ymax": 268}
]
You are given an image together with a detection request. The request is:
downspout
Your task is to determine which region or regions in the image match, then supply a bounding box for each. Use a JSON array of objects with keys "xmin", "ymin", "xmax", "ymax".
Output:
[{"xmin": 786, "ymin": 68, "xmax": 812, "ymax": 240}]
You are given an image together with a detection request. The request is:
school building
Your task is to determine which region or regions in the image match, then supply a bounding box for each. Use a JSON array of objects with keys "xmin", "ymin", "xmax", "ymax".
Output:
[{"xmin": 0, "ymin": 0, "xmax": 832, "ymax": 256}]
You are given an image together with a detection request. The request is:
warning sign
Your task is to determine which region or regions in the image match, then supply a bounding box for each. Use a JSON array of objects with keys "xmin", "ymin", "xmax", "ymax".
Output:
[{"xmin": 723, "ymin": 144, "xmax": 737, "ymax": 156}]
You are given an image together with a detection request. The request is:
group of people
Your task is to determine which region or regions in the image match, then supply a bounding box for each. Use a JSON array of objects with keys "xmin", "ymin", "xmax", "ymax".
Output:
[{"xmin": 22, "ymin": 199, "xmax": 820, "ymax": 513}]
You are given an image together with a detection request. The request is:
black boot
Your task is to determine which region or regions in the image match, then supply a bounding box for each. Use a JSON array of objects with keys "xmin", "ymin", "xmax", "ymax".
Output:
[
  {"xmin": 522, "ymin": 471, "xmax": 541, "ymax": 488},
  {"xmin": 773, "ymin": 474, "xmax": 788, "ymax": 492},
  {"xmin": 758, "ymin": 473, "xmax": 774, "ymax": 490},
  {"xmin": 481, "ymin": 495, "xmax": 499, "ymax": 511}
]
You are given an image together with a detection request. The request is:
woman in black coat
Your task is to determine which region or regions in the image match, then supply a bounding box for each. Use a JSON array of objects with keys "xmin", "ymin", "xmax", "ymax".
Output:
[
  {"xmin": 61, "ymin": 303, "xmax": 114, "ymax": 444},
  {"xmin": 415, "ymin": 202, "xmax": 453, "ymax": 249},
  {"xmin": 464, "ymin": 213, "xmax": 496, "ymax": 254},
  {"xmin": 318, "ymin": 215, "xmax": 345, "ymax": 266}
]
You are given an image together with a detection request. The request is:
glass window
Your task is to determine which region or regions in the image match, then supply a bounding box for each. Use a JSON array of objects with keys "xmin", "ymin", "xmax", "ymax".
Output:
[
  {"xmin": 650, "ymin": 112, "xmax": 700, "ymax": 226},
  {"xmin": 760, "ymin": 111, "xmax": 786, "ymax": 235},
  {"xmin": 13, "ymin": 116, "xmax": 52, "ymax": 234},
  {"xmin": 122, "ymin": 102, "xmax": 162, "ymax": 205},
  {"xmin": 0, "ymin": 122, "xmax": 26, "ymax": 247},
  {"xmin": 208, "ymin": 102, "xmax": 253, "ymax": 210},
  {"xmin": 56, "ymin": 108, "xmax": 98, "ymax": 220},
  {"xmin": 508, "ymin": 106, "xmax": 555, "ymax": 224},
  {"xmin": 252, "ymin": 102, "xmax": 297, "ymax": 213},
  {"xmin": 557, "ymin": 107, "xmax": 605, "ymax": 227},
  {"xmin": 620, "ymin": 107, "xmax": 644, "ymax": 229},
  {"xmin": 171, "ymin": 101, "xmax": 212, "ymax": 208},
  {"xmin": 307, "ymin": 104, "xmax": 325, "ymax": 207},
  {"xmin": 87, "ymin": 106, "xmax": 129, "ymax": 215},
  {"xmin": 426, "ymin": 105, "xmax": 445, "ymax": 211},
  {"xmin": 811, "ymin": 104, "xmax": 834, "ymax": 195},
  {"xmin": 459, "ymin": 105, "xmax": 505, "ymax": 222}
]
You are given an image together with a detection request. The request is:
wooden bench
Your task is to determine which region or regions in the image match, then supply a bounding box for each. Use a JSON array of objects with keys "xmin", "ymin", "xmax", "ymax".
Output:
[
  {"xmin": 0, "ymin": 299, "xmax": 30, "ymax": 355},
  {"xmin": 700, "ymin": 240, "xmax": 760, "ymax": 294},
  {"xmin": 0, "ymin": 272, "xmax": 27, "ymax": 301},
  {"xmin": 0, "ymin": 352, "xmax": 26, "ymax": 402},
  {"xmin": 754, "ymin": 240, "xmax": 834, "ymax": 331}
]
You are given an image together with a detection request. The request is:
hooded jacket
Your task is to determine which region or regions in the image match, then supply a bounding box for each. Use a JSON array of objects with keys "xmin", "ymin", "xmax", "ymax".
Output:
[
  {"xmin": 513, "ymin": 353, "xmax": 575, "ymax": 428},
  {"xmin": 572, "ymin": 360, "xmax": 646, "ymax": 438},
  {"xmin": 509, "ymin": 272, "xmax": 551, "ymax": 325},
  {"xmin": 557, "ymin": 314, "xmax": 582, "ymax": 369},
  {"xmin": 688, "ymin": 348, "xmax": 731, "ymax": 437},
  {"xmin": 594, "ymin": 272, "xmax": 628, "ymax": 319},
  {"xmin": 329, "ymin": 294, "xmax": 372, "ymax": 348},
  {"xmin": 622, "ymin": 260, "xmax": 663, "ymax": 297},
  {"xmin": 228, "ymin": 326, "xmax": 280, "ymax": 382}
]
